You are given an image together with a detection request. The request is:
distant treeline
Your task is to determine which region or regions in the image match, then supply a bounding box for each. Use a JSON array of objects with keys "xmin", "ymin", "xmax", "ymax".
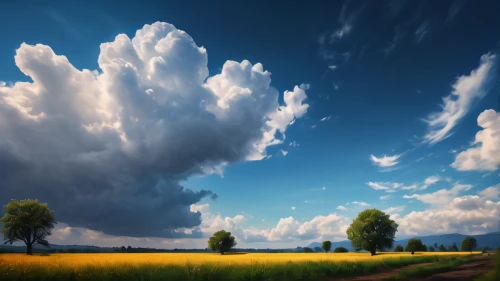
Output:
[{"xmin": 114, "ymin": 246, "xmax": 297, "ymax": 253}]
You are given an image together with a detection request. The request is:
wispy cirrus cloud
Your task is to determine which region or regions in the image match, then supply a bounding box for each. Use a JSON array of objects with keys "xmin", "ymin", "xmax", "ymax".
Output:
[
  {"xmin": 403, "ymin": 184, "xmax": 472, "ymax": 206},
  {"xmin": 414, "ymin": 20, "xmax": 431, "ymax": 43},
  {"xmin": 445, "ymin": 0, "xmax": 464, "ymax": 24},
  {"xmin": 320, "ymin": 115, "xmax": 332, "ymax": 122},
  {"xmin": 367, "ymin": 181, "xmax": 402, "ymax": 192},
  {"xmin": 383, "ymin": 206, "xmax": 405, "ymax": 215},
  {"xmin": 370, "ymin": 153, "xmax": 402, "ymax": 167},
  {"xmin": 423, "ymin": 53, "xmax": 496, "ymax": 144},
  {"xmin": 352, "ymin": 201, "xmax": 369, "ymax": 206},
  {"xmin": 380, "ymin": 195, "xmax": 392, "ymax": 200}
]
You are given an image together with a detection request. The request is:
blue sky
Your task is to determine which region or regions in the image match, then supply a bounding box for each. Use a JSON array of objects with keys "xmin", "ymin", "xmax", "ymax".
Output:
[{"xmin": 0, "ymin": 0, "xmax": 499, "ymax": 248}]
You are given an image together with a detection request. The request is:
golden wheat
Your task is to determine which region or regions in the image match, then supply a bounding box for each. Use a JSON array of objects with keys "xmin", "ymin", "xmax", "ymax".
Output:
[{"xmin": 0, "ymin": 252, "xmax": 481, "ymax": 269}]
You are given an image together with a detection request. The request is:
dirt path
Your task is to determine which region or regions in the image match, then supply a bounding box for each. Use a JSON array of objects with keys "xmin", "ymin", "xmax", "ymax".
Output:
[
  {"xmin": 408, "ymin": 258, "xmax": 493, "ymax": 280},
  {"xmin": 330, "ymin": 255, "xmax": 494, "ymax": 281}
]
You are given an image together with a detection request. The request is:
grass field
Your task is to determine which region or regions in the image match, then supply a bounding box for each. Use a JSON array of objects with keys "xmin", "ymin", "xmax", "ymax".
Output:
[{"xmin": 0, "ymin": 252, "xmax": 482, "ymax": 281}]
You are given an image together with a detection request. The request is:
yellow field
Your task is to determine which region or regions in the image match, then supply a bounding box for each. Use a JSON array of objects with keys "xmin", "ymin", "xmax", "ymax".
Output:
[{"xmin": 0, "ymin": 252, "xmax": 481, "ymax": 268}]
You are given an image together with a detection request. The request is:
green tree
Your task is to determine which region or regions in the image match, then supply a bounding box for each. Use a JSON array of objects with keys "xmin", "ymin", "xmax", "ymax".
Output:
[
  {"xmin": 322, "ymin": 240, "xmax": 332, "ymax": 253},
  {"xmin": 208, "ymin": 230, "xmax": 236, "ymax": 255},
  {"xmin": 394, "ymin": 245, "xmax": 404, "ymax": 252},
  {"xmin": 448, "ymin": 243, "xmax": 459, "ymax": 252},
  {"xmin": 346, "ymin": 209, "xmax": 398, "ymax": 256},
  {"xmin": 422, "ymin": 244, "xmax": 428, "ymax": 252},
  {"xmin": 461, "ymin": 236, "xmax": 477, "ymax": 253},
  {"xmin": 405, "ymin": 238, "xmax": 423, "ymax": 255},
  {"xmin": 429, "ymin": 246, "xmax": 435, "ymax": 252},
  {"xmin": 439, "ymin": 244, "xmax": 447, "ymax": 252},
  {"xmin": 0, "ymin": 199, "xmax": 56, "ymax": 255}
]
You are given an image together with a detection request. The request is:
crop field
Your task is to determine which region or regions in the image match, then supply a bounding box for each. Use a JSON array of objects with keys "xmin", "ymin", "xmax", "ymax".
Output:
[{"xmin": 0, "ymin": 252, "xmax": 481, "ymax": 281}]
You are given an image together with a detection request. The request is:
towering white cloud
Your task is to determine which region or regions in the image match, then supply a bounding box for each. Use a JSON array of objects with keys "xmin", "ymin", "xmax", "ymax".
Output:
[
  {"xmin": 0, "ymin": 22, "xmax": 309, "ymax": 238},
  {"xmin": 423, "ymin": 53, "xmax": 496, "ymax": 144},
  {"xmin": 452, "ymin": 109, "xmax": 500, "ymax": 171}
]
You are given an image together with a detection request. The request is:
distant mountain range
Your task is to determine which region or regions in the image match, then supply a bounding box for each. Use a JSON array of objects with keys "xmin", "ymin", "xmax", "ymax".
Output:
[
  {"xmin": 0, "ymin": 244, "xmax": 116, "ymax": 253},
  {"xmin": 307, "ymin": 232, "xmax": 500, "ymax": 251},
  {"xmin": 2, "ymin": 232, "xmax": 499, "ymax": 253}
]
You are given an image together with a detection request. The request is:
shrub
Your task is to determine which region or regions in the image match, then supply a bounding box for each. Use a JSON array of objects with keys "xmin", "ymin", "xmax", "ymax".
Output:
[
  {"xmin": 333, "ymin": 247, "xmax": 349, "ymax": 253},
  {"xmin": 394, "ymin": 245, "xmax": 404, "ymax": 252}
]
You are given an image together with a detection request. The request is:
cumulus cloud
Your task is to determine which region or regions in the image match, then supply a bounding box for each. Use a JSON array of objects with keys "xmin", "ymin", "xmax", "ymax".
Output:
[
  {"xmin": 268, "ymin": 214, "xmax": 350, "ymax": 242},
  {"xmin": 423, "ymin": 53, "xmax": 496, "ymax": 144},
  {"xmin": 193, "ymin": 204, "xmax": 351, "ymax": 244},
  {"xmin": 479, "ymin": 184, "xmax": 500, "ymax": 199},
  {"xmin": 336, "ymin": 206, "xmax": 347, "ymax": 211},
  {"xmin": 0, "ymin": 22, "xmax": 308, "ymax": 238},
  {"xmin": 451, "ymin": 110, "xmax": 500, "ymax": 171},
  {"xmin": 403, "ymin": 184, "xmax": 472, "ymax": 206},
  {"xmin": 370, "ymin": 154, "xmax": 402, "ymax": 167},
  {"xmin": 395, "ymin": 188, "xmax": 500, "ymax": 237}
]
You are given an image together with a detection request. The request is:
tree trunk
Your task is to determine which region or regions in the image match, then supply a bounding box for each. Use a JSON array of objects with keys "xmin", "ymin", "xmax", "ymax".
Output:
[
  {"xmin": 370, "ymin": 248, "xmax": 376, "ymax": 256},
  {"xmin": 220, "ymin": 251, "xmax": 224, "ymax": 255},
  {"xmin": 26, "ymin": 243, "xmax": 33, "ymax": 255}
]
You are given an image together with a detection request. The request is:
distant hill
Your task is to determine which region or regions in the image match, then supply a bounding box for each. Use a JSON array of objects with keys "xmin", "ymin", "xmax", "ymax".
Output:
[
  {"xmin": 0, "ymin": 244, "xmax": 116, "ymax": 253},
  {"xmin": 307, "ymin": 240, "xmax": 353, "ymax": 251},
  {"xmin": 306, "ymin": 232, "xmax": 500, "ymax": 251}
]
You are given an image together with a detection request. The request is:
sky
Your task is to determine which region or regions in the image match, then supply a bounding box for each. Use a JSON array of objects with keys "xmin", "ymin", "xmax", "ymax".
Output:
[{"xmin": 0, "ymin": 0, "xmax": 499, "ymax": 249}]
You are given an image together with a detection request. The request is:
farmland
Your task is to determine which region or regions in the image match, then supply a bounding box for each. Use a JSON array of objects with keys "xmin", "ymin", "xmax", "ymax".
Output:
[{"xmin": 0, "ymin": 252, "xmax": 482, "ymax": 281}]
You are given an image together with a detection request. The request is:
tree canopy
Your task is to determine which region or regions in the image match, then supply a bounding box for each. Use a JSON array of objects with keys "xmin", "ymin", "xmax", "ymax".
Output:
[
  {"xmin": 346, "ymin": 209, "xmax": 398, "ymax": 256},
  {"xmin": 0, "ymin": 199, "xmax": 56, "ymax": 255},
  {"xmin": 208, "ymin": 230, "xmax": 236, "ymax": 255},
  {"xmin": 405, "ymin": 238, "xmax": 424, "ymax": 254},
  {"xmin": 439, "ymin": 244, "xmax": 447, "ymax": 252},
  {"xmin": 448, "ymin": 243, "xmax": 459, "ymax": 252},
  {"xmin": 322, "ymin": 240, "xmax": 332, "ymax": 253},
  {"xmin": 461, "ymin": 236, "xmax": 477, "ymax": 252}
]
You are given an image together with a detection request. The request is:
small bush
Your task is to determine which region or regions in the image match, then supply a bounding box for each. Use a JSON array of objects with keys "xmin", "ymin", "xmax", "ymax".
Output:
[
  {"xmin": 394, "ymin": 245, "xmax": 404, "ymax": 252},
  {"xmin": 39, "ymin": 252, "xmax": 51, "ymax": 256},
  {"xmin": 333, "ymin": 247, "xmax": 349, "ymax": 253}
]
